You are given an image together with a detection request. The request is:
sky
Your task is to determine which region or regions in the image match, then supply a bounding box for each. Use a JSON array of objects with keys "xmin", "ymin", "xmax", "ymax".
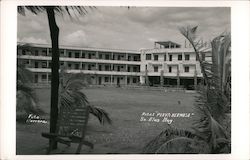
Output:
[{"xmin": 17, "ymin": 7, "xmax": 230, "ymax": 50}]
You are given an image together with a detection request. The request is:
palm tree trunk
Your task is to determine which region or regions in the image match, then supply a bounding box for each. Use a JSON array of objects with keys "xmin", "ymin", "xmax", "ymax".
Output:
[{"xmin": 46, "ymin": 7, "xmax": 60, "ymax": 150}]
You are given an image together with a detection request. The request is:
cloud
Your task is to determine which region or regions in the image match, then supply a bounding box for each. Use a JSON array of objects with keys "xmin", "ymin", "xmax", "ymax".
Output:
[
  {"xmin": 17, "ymin": 7, "xmax": 231, "ymax": 50},
  {"xmin": 61, "ymin": 30, "xmax": 88, "ymax": 47},
  {"xmin": 20, "ymin": 37, "xmax": 48, "ymax": 44}
]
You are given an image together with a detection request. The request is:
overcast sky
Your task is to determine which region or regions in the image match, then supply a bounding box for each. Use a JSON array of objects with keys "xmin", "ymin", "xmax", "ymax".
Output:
[{"xmin": 17, "ymin": 7, "xmax": 230, "ymax": 50}]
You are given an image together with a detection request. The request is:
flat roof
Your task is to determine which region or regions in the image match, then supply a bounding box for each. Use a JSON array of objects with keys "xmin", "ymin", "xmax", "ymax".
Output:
[
  {"xmin": 17, "ymin": 42, "xmax": 140, "ymax": 54},
  {"xmin": 155, "ymin": 41, "xmax": 181, "ymax": 48}
]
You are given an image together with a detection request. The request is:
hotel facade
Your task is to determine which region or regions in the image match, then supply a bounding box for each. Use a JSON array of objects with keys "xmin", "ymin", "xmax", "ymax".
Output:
[{"xmin": 17, "ymin": 41, "xmax": 211, "ymax": 89}]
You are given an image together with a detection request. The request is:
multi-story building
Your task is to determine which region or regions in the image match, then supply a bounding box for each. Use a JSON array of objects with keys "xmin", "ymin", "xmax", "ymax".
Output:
[
  {"xmin": 17, "ymin": 41, "xmax": 211, "ymax": 89},
  {"xmin": 140, "ymin": 41, "xmax": 211, "ymax": 89}
]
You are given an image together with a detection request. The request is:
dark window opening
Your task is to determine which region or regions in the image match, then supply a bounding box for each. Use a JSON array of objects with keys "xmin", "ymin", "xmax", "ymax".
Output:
[
  {"xmin": 169, "ymin": 66, "xmax": 172, "ymax": 73},
  {"xmin": 75, "ymin": 52, "xmax": 79, "ymax": 58},
  {"xmin": 146, "ymin": 54, "xmax": 151, "ymax": 60},
  {"xmin": 185, "ymin": 54, "xmax": 190, "ymax": 60},
  {"xmin": 68, "ymin": 52, "xmax": 72, "ymax": 58},
  {"xmin": 105, "ymin": 77, "xmax": 109, "ymax": 82},
  {"xmin": 184, "ymin": 66, "xmax": 189, "ymax": 72},
  {"xmin": 154, "ymin": 66, "xmax": 158, "ymax": 72},
  {"xmin": 169, "ymin": 55, "xmax": 172, "ymax": 61},
  {"xmin": 178, "ymin": 54, "xmax": 182, "ymax": 60},
  {"xmin": 154, "ymin": 55, "xmax": 158, "ymax": 61}
]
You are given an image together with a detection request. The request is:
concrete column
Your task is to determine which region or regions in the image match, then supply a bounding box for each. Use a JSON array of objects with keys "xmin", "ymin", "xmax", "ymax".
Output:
[
  {"xmin": 47, "ymin": 48, "xmax": 49, "ymax": 56},
  {"xmin": 177, "ymin": 66, "xmax": 180, "ymax": 88},
  {"xmin": 139, "ymin": 76, "xmax": 145, "ymax": 85},
  {"xmin": 46, "ymin": 72, "xmax": 49, "ymax": 83},
  {"xmin": 64, "ymin": 49, "xmax": 66, "ymax": 57},
  {"xmin": 79, "ymin": 62, "xmax": 82, "ymax": 70},
  {"xmin": 96, "ymin": 51, "xmax": 98, "ymax": 59},
  {"xmin": 194, "ymin": 69, "xmax": 197, "ymax": 90},
  {"xmin": 80, "ymin": 50, "xmax": 82, "ymax": 58},
  {"xmin": 125, "ymin": 75, "xmax": 127, "ymax": 85},
  {"xmin": 160, "ymin": 70, "xmax": 164, "ymax": 87}
]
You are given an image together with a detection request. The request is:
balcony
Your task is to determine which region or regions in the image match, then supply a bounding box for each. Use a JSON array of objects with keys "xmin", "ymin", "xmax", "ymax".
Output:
[
  {"xmin": 26, "ymin": 68, "xmax": 142, "ymax": 76},
  {"xmin": 17, "ymin": 55, "xmax": 141, "ymax": 65}
]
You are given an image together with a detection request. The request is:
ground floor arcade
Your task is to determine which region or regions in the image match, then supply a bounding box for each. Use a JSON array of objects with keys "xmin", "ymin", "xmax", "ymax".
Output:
[{"xmin": 146, "ymin": 76, "xmax": 203, "ymax": 90}]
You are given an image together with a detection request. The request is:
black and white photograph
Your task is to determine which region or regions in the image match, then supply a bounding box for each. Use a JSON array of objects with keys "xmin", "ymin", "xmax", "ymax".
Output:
[
  {"xmin": 16, "ymin": 6, "xmax": 232, "ymax": 155},
  {"xmin": 1, "ymin": 1, "xmax": 250, "ymax": 159}
]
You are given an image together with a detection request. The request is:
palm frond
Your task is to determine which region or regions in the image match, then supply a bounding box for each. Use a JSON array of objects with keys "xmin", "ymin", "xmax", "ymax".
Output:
[
  {"xmin": 89, "ymin": 105, "xmax": 112, "ymax": 125},
  {"xmin": 18, "ymin": 6, "xmax": 95, "ymax": 18},
  {"xmin": 142, "ymin": 127, "xmax": 197, "ymax": 153},
  {"xmin": 17, "ymin": 64, "xmax": 33, "ymax": 83}
]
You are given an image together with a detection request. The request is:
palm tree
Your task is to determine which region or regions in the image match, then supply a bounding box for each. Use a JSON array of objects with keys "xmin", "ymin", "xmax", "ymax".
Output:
[
  {"xmin": 59, "ymin": 68, "xmax": 112, "ymax": 125},
  {"xmin": 143, "ymin": 26, "xmax": 231, "ymax": 154},
  {"xmin": 16, "ymin": 63, "xmax": 43, "ymax": 121},
  {"xmin": 18, "ymin": 6, "xmax": 93, "ymax": 149}
]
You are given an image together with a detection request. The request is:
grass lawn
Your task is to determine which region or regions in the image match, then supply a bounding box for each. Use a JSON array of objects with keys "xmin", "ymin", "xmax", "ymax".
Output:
[{"xmin": 16, "ymin": 87, "xmax": 198, "ymax": 154}]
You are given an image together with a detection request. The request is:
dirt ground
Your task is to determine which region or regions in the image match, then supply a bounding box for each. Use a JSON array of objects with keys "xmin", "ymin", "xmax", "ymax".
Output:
[{"xmin": 16, "ymin": 87, "xmax": 198, "ymax": 154}]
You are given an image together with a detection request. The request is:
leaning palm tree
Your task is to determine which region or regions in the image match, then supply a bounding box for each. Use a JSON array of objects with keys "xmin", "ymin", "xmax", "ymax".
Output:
[{"xmin": 18, "ymin": 6, "xmax": 94, "ymax": 149}]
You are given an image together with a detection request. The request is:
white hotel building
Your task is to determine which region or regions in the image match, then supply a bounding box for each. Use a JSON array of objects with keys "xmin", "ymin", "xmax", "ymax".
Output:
[{"xmin": 17, "ymin": 41, "xmax": 211, "ymax": 89}]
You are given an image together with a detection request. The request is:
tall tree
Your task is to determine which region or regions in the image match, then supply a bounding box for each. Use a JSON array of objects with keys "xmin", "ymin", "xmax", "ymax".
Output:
[{"xmin": 18, "ymin": 6, "xmax": 92, "ymax": 149}]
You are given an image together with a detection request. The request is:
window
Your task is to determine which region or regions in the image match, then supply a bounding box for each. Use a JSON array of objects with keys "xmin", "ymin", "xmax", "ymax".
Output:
[
  {"xmin": 68, "ymin": 63, "xmax": 72, "ymax": 68},
  {"xmin": 164, "ymin": 54, "xmax": 167, "ymax": 61},
  {"xmin": 146, "ymin": 54, "xmax": 151, "ymax": 60},
  {"xmin": 35, "ymin": 50, "xmax": 39, "ymax": 56},
  {"xmin": 154, "ymin": 66, "xmax": 158, "ymax": 72},
  {"xmin": 105, "ymin": 54, "xmax": 109, "ymax": 60},
  {"xmin": 105, "ymin": 65, "xmax": 110, "ymax": 71},
  {"xmin": 48, "ymin": 74, "xmax": 51, "ymax": 81},
  {"xmin": 178, "ymin": 54, "xmax": 182, "ymax": 60},
  {"xmin": 88, "ymin": 64, "xmax": 91, "ymax": 70},
  {"xmin": 22, "ymin": 50, "xmax": 26, "ymax": 55},
  {"xmin": 42, "ymin": 50, "xmax": 47, "ymax": 56},
  {"xmin": 169, "ymin": 55, "xmax": 172, "ymax": 61},
  {"xmin": 42, "ymin": 74, "xmax": 47, "ymax": 81},
  {"xmin": 68, "ymin": 52, "xmax": 72, "ymax": 58},
  {"xmin": 127, "ymin": 78, "xmax": 130, "ymax": 84},
  {"xmin": 60, "ymin": 50, "xmax": 64, "ymax": 56},
  {"xmin": 82, "ymin": 53, "xmax": 85, "ymax": 58},
  {"xmin": 105, "ymin": 77, "xmax": 109, "ymax": 82},
  {"xmin": 99, "ymin": 54, "xmax": 103, "ymax": 59},
  {"xmin": 154, "ymin": 55, "xmax": 158, "ymax": 61},
  {"xmin": 82, "ymin": 64, "xmax": 85, "ymax": 70},
  {"xmin": 60, "ymin": 62, "xmax": 64, "ymax": 66},
  {"xmin": 169, "ymin": 66, "xmax": 172, "ymax": 73},
  {"xmin": 48, "ymin": 62, "xmax": 51, "ymax": 68},
  {"xmin": 75, "ymin": 64, "xmax": 79, "ymax": 69},
  {"xmin": 185, "ymin": 54, "xmax": 190, "ymax": 60},
  {"xmin": 99, "ymin": 65, "xmax": 102, "ymax": 71},
  {"xmin": 35, "ymin": 62, "xmax": 38, "ymax": 68},
  {"xmin": 133, "ymin": 77, "xmax": 137, "ymax": 83},
  {"xmin": 145, "ymin": 65, "xmax": 147, "ymax": 70},
  {"xmin": 184, "ymin": 66, "xmax": 189, "ymax": 72},
  {"xmin": 75, "ymin": 52, "xmax": 79, "ymax": 58},
  {"xmin": 133, "ymin": 67, "xmax": 138, "ymax": 72},
  {"xmin": 42, "ymin": 62, "xmax": 47, "ymax": 68}
]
